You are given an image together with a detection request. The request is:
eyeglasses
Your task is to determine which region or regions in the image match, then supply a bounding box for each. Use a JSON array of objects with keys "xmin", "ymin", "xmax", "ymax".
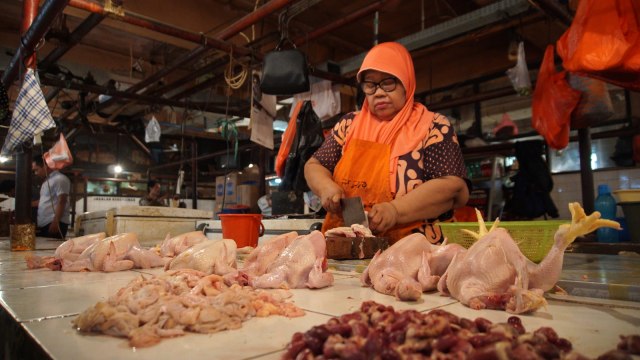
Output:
[{"xmin": 360, "ymin": 77, "xmax": 398, "ymax": 95}]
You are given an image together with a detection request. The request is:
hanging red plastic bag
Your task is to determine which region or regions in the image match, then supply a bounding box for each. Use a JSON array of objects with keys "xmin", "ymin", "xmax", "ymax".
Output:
[
  {"xmin": 44, "ymin": 133, "xmax": 73, "ymax": 170},
  {"xmin": 557, "ymin": 0, "xmax": 640, "ymax": 90},
  {"xmin": 532, "ymin": 45, "xmax": 581, "ymax": 150},
  {"xmin": 275, "ymin": 101, "xmax": 303, "ymax": 177}
]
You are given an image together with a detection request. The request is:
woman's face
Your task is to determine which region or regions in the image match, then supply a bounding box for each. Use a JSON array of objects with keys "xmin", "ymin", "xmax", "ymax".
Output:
[{"xmin": 362, "ymin": 70, "xmax": 406, "ymax": 121}]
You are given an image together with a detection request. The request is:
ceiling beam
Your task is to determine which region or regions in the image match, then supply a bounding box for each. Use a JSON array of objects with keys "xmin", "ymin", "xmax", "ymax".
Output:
[
  {"xmin": 338, "ymin": 0, "xmax": 531, "ymax": 75},
  {"xmin": 1, "ymin": 0, "xmax": 70, "ymax": 88}
]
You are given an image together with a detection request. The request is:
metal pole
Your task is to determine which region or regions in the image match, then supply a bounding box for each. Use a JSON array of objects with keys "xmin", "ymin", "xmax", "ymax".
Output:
[
  {"xmin": 13, "ymin": 0, "xmax": 43, "ymax": 229},
  {"xmin": 191, "ymin": 141, "xmax": 198, "ymax": 209},
  {"xmin": 578, "ymin": 128, "xmax": 594, "ymax": 213},
  {"xmin": 1, "ymin": 0, "xmax": 69, "ymax": 88}
]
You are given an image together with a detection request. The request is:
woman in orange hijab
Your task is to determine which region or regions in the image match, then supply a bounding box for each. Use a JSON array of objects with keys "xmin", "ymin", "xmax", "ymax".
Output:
[{"xmin": 304, "ymin": 42, "xmax": 469, "ymax": 244}]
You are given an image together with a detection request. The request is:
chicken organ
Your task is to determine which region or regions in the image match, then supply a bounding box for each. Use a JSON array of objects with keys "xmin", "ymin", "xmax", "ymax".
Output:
[
  {"xmin": 438, "ymin": 202, "xmax": 621, "ymax": 313},
  {"xmin": 361, "ymin": 233, "xmax": 465, "ymax": 301},
  {"xmin": 63, "ymin": 233, "xmax": 165, "ymax": 272},
  {"xmin": 250, "ymin": 230, "xmax": 334, "ymax": 289},
  {"xmin": 26, "ymin": 232, "xmax": 106, "ymax": 270},
  {"xmin": 165, "ymin": 239, "xmax": 238, "ymax": 277}
]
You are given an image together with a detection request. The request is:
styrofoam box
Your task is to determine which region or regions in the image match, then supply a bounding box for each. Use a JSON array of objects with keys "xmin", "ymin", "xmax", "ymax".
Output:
[{"xmin": 75, "ymin": 206, "xmax": 213, "ymax": 247}]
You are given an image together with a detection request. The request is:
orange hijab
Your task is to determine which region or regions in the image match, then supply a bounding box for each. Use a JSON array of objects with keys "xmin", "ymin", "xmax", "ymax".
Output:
[{"xmin": 344, "ymin": 42, "xmax": 434, "ymax": 194}]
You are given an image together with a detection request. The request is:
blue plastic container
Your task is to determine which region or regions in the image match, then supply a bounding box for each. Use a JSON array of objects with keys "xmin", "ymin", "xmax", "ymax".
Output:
[{"xmin": 595, "ymin": 184, "xmax": 619, "ymax": 243}]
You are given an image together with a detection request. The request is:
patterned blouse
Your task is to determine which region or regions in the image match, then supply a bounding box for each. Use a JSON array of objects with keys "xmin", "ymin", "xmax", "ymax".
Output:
[{"xmin": 312, "ymin": 112, "xmax": 469, "ymax": 243}]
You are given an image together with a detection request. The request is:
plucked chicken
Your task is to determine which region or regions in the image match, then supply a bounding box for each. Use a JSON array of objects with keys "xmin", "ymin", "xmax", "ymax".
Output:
[
  {"xmin": 438, "ymin": 202, "xmax": 621, "ymax": 313},
  {"xmin": 240, "ymin": 231, "xmax": 299, "ymax": 278},
  {"xmin": 63, "ymin": 233, "xmax": 165, "ymax": 272},
  {"xmin": 361, "ymin": 233, "xmax": 465, "ymax": 301},
  {"xmin": 250, "ymin": 230, "xmax": 334, "ymax": 289},
  {"xmin": 26, "ymin": 232, "xmax": 106, "ymax": 270},
  {"xmin": 165, "ymin": 239, "xmax": 238, "ymax": 277}
]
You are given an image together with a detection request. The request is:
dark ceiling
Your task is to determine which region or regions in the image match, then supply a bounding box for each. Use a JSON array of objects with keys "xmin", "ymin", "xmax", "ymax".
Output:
[{"xmin": 0, "ymin": 0, "xmax": 573, "ymax": 147}]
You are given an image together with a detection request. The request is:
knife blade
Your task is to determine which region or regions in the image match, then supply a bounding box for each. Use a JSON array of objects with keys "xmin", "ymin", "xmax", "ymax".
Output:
[{"xmin": 341, "ymin": 196, "xmax": 369, "ymax": 228}]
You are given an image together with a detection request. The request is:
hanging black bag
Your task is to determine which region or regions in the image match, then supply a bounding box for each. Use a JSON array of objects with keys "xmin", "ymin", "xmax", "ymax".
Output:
[
  {"xmin": 260, "ymin": 14, "xmax": 310, "ymax": 96},
  {"xmin": 279, "ymin": 100, "xmax": 324, "ymax": 192}
]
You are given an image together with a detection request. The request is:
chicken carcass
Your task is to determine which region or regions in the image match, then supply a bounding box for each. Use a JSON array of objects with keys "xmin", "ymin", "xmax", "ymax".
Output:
[
  {"xmin": 165, "ymin": 239, "xmax": 238, "ymax": 277},
  {"xmin": 361, "ymin": 233, "xmax": 465, "ymax": 301},
  {"xmin": 63, "ymin": 233, "xmax": 165, "ymax": 272},
  {"xmin": 156, "ymin": 231, "xmax": 207, "ymax": 258},
  {"xmin": 438, "ymin": 202, "xmax": 621, "ymax": 314},
  {"xmin": 250, "ymin": 231, "xmax": 334, "ymax": 289},
  {"xmin": 26, "ymin": 232, "xmax": 106, "ymax": 270},
  {"xmin": 240, "ymin": 231, "xmax": 299, "ymax": 278}
]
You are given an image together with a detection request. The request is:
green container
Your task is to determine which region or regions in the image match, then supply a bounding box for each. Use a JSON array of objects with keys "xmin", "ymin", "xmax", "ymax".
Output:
[{"xmin": 439, "ymin": 220, "xmax": 568, "ymax": 263}]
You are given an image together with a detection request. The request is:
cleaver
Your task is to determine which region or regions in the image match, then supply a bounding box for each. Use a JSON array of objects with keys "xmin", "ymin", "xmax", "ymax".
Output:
[{"xmin": 341, "ymin": 197, "xmax": 369, "ymax": 228}]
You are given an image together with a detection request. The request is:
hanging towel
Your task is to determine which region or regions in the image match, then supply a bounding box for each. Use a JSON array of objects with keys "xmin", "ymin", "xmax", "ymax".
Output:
[{"xmin": 1, "ymin": 69, "xmax": 56, "ymax": 155}]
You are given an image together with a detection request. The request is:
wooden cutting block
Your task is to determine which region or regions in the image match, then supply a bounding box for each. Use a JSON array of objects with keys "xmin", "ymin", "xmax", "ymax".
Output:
[{"xmin": 326, "ymin": 236, "xmax": 389, "ymax": 260}]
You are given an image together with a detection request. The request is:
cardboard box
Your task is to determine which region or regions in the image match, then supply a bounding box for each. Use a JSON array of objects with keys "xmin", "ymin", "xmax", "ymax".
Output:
[{"xmin": 236, "ymin": 184, "xmax": 260, "ymax": 212}]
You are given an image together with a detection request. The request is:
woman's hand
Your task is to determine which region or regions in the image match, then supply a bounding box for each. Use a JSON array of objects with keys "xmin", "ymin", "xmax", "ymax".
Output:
[
  {"xmin": 319, "ymin": 182, "xmax": 344, "ymax": 214},
  {"xmin": 368, "ymin": 202, "xmax": 399, "ymax": 233}
]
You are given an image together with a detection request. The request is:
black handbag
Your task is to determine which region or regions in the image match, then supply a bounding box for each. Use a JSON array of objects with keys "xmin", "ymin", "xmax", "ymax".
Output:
[{"xmin": 260, "ymin": 37, "xmax": 310, "ymax": 96}]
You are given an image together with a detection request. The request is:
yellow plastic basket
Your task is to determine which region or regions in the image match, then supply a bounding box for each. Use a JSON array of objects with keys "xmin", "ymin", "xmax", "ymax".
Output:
[{"xmin": 439, "ymin": 220, "xmax": 568, "ymax": 263}]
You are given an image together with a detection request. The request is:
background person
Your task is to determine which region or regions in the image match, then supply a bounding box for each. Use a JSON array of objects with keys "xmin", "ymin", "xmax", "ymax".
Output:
[
  {"xmin": 139, "ymin": 179, "xmax": 167, "ymax": 206},
  {"xmin": 304, "ymin": 42, "xmax": 470, "ymax": 244},
  {"xmin": 32, "ymin": 156, "xmax": 71, "ymax": 238}
]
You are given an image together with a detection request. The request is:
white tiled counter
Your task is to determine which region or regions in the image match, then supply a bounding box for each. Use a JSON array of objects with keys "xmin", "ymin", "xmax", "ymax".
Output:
[{"xmin": 1, "ymin": 238, "xmax": 639, "ymax": 359}]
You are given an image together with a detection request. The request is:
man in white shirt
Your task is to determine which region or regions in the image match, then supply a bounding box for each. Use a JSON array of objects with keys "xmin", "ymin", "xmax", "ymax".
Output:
[{"xmin": 32, "ymin": 156, "xmax": 71, "ymax": 238}]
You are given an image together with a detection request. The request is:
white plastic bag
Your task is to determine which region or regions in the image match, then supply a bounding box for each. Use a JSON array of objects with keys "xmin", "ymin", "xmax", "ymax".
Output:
[
  {"xmin": 290, "ymin": 79, "xmax": 340, "ymax": 121},
  {"xmin": 506, "ymin": 42, "xmax": 532, "ymax": 96},
  {"xmin": 145, "ymin": 116, "xmax": 161, "ymax": 143}
]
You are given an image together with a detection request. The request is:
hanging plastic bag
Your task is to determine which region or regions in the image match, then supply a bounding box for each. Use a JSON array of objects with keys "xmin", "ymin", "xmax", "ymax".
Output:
[
  {"xmin": 531, "ymin": 45, "xmax": 581, "ymax": 150},
  {"xmin": 506, "ymin": 42, "xmax": 532, "ymax": 96},
  {"xmin": 568, "ymin": 73, "xmax": 614, "ymax": 129},
  {"xmin": 43, "ymin": 133, "xmax": 73, "ymax": 170},
  {"xmin": 145, "ymin": 116, "xmax": 161, "ymax": 143},
  {"xmin": 557, "ymin": 0, "xmax": 640, "ymax": 90},
  {"xmin": 275, "ymin": 101, "xmax": 303, "ymax": 178},
  {"xmin": 291, "ymin": 79, "xmax": 341, "ymax": 121}
]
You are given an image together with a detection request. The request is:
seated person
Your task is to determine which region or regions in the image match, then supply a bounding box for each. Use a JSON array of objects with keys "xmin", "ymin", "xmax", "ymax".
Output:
[{"xmin": 139, "ymin": 180, "xmax": 167, "ymax": 206}]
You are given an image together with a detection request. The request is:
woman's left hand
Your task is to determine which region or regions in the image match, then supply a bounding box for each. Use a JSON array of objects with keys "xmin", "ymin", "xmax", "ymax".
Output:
[{"xmin": 368, "ymin": 202, "xmax": 399, "ymax": 233}]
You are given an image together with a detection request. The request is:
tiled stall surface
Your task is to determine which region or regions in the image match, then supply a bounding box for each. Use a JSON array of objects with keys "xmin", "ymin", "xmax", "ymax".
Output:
[{"xmin": 1, "ymin": 238, "xmax": 640, "ymax": 359}]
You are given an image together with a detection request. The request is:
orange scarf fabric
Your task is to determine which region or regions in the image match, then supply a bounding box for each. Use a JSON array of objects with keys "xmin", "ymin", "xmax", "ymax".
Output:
[{"xmin": 344, "ymin": 42, "xmax": 434, "ymax": 194}]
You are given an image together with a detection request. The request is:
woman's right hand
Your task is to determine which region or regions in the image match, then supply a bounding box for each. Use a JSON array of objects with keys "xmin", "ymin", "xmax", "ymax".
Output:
[{"xmin": 319, "ymin": 182, "xmax": 344, "ymax": 214}]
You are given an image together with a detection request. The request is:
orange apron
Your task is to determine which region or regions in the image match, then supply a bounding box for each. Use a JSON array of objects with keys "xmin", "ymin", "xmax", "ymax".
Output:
[{"xmin": 321, "ymin": 138, "xmax": 422, "ymax": 244}]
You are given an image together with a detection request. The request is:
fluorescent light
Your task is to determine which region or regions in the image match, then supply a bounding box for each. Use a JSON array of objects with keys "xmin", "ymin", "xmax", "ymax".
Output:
[
  {"xmin": 114, "ymin": 165, "xmax": 123, "ymax": 174},
  {"xmin": 0, "ymin": 156, "xmax": 9, "ymax": 163}
]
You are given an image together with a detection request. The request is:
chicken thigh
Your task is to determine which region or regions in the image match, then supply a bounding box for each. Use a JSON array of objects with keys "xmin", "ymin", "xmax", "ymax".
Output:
[
  {"xmin": 250, "ymin": 231, "xmax": 334, "ymax": 289},
  {"xmin": 361, "ymin": 233, "xmax": 465, "ymax": 301},
  {"xmin": 438, "ymin": 202, "xmax": 621, "ymax": 313}
]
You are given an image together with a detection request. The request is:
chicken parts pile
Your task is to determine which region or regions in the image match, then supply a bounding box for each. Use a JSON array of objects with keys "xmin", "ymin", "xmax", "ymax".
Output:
[{"xmin": 74, "ymin": 269, "xmax": 304, "ymax": 347}]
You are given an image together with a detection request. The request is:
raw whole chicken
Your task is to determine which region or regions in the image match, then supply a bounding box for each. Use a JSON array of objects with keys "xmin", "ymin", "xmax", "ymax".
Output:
[
  {"xmin": 240, "ymin": 231, "xmax": 299, "ymax": 278},
  {"xmin": 361, "ymin": 233, "xmax": 465, "ymax": 301},
  {"xmin": 26, "ymin": 232, "xmax": 106, "ymax": 270},
  {"xmin": 63, "ymin": 233, "xmax": 165, "ymax": 272},
  {"xmin": 250, "ymin": 231, "xmax": 334, "ymax": 289},
  {"xmin": 438, "ymin": 202, "xmax": 621, "ymax": 314},
  {"xmin": 325, "ymin": 224, "xmax": 373, "ymax": 238},
  {"xmin": 165, "ymin": 239, "xmax": 238, "ymax": 277},
  {"xmin": 155, "ymin": 231, "xmax": 207, "ymax": 258}
]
